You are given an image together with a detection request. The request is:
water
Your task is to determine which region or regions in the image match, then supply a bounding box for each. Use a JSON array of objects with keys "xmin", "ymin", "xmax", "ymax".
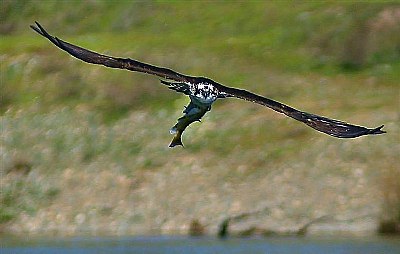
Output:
[{"xmin": 1, "ymin": 235, "xmax": 400, "ymax": 254}]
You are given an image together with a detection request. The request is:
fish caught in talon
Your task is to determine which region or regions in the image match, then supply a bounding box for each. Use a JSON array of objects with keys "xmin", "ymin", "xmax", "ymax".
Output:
[{"xmin": 168, "ymin": 101, "xmax": 209, "ymax": 147}]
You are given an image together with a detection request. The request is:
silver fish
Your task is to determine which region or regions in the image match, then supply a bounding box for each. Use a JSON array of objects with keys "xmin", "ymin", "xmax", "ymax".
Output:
[{"xmin": 169, "ymin": 100, "xmax": 210, "ymax": 147}]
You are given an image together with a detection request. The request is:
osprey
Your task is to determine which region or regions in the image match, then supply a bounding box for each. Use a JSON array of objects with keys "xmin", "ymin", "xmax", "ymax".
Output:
[{"xmin": 31, "ymin": 22, "xmax": 385, "ymax": 147}]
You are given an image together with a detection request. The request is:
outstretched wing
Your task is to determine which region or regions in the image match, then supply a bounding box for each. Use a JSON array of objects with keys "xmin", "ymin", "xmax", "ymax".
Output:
[
  {"xmin": 31, "ymin": 22, "xmax": 385, "ymax": 139},
  {"xmin": 30, "ymin": 22, "xmax": 196, "ymax": 83},
  {"xmin": 219, "ymin": 86, "xmax": 385, "ymax": 138}
]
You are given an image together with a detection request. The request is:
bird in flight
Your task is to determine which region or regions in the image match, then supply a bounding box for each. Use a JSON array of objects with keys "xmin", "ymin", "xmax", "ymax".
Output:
[{"xmin": 31, "ymin": 22, "xmax": 385, "ymax": 147}]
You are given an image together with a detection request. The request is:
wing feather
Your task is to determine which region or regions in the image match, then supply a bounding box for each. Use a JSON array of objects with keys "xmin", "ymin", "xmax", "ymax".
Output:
[
  {"xmin": 30, "ymin": 22, "xmax": 195, "ymax": 83},
  {"xmin": 160, "ymin": 80, "xmax": 191, "ymax": 95},
  {"xmin": 219, "ymin": 86, "xmax": 385, "ymax": 138}
]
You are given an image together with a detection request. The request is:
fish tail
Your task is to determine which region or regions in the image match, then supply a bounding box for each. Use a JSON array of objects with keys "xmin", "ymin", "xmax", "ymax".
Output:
[{"xmin": 169, "ymin": 131, "xmax": 184, "ymax": 148}]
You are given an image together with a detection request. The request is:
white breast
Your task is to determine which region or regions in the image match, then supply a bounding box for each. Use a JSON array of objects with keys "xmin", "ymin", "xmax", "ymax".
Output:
[{"xmin": 189, "ymin": 82, "xmax": 219, "ymax": 104}]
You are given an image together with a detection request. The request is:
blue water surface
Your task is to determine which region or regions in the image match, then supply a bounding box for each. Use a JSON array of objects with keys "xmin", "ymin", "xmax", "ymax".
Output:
[{"xmin": 1, "ymin": 235, "xmax": 400, "ymax": 254}]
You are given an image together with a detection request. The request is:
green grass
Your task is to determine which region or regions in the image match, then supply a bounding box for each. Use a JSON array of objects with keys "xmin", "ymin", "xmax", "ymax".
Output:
[
  {"xmin": 2, "ymin": 1, "xmax": 399, "ymax": 114},
  {"xmin": 1, "ymin": 1, "xmax": 399, "ymax": 235}
]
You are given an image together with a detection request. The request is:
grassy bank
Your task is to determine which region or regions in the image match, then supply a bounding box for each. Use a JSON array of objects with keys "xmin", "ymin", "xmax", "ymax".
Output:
[{"xmin": 1, "ymin": 1, "xmax": 399, "ymax": 235}]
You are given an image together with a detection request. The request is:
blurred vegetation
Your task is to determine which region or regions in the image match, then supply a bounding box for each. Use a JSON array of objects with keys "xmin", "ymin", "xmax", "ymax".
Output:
[
  {"xmin": 1, "ymin": 1, "xmax": 399, "ymax": 234},
  {"xmin": 1, "ymin": 1, "xmax": 399, "ymax": 115}
]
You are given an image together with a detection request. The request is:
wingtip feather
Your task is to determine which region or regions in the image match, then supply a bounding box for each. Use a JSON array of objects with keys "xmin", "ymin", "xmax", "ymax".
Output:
[
  {"xmin": 30, "ymin": 23, "xmax": 42, "ymax": 35},
  {"xmin": 369, "ymin": 125, "xmax": 386, "ymax": 135},
  {"xmin": 30, "ymin": 21, "xmax": 64, "ymax": 48}
]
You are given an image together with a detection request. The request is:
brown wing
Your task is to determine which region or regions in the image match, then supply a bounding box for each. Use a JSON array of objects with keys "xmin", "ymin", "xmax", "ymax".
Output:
[
  {"xmin": 219, "ymin": 86, "xmax": 385, "ymax": 138},
  {"xmin": 30, "ymin": 22, "xmax": 196, "ymax": 83}
]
